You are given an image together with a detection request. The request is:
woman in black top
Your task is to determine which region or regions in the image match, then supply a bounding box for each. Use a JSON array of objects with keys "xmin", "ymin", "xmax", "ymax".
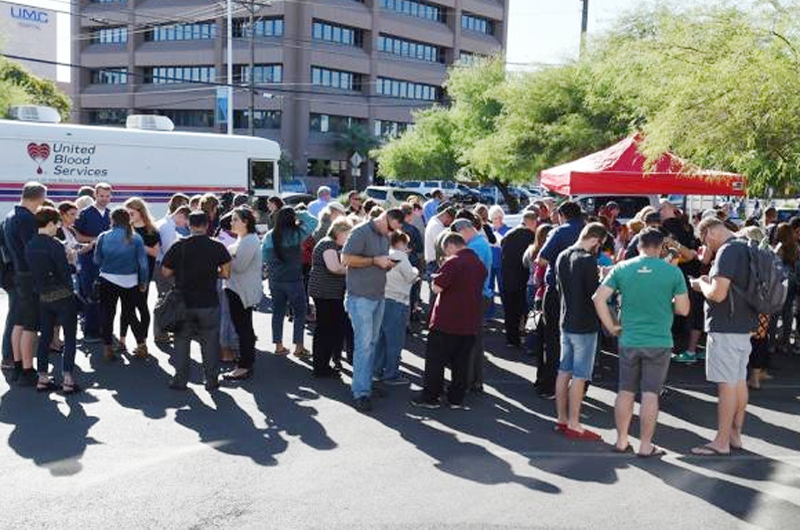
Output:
[
  {"xmin": 122, "ymin": 198, "xmax": 161, "ymax": 358},
  {"xmin": 25, "ymin": 207, "xmax": 81, "ymax": 393},
  {"xmin": 308, "ymin": 218, "xmax": 352, "ymax": 377}
]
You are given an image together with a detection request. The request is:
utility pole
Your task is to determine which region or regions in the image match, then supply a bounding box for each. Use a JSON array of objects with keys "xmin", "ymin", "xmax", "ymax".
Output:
[
  {"xmin": 226, "ymin": 0, "xmax": 233, "ymax": 134},
  {"xmin": 249, "ymin": 0, "xmax": 256, "ymax": 136},
  {"xmin": 580, "ymin": 0, "xmax": 589, "ymax": 58}
]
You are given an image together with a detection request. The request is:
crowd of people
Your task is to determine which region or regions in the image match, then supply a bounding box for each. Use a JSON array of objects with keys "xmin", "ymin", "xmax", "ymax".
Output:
[{"xmin": 0, "ymin": 181, "xmax": 794, "ymax": 458}]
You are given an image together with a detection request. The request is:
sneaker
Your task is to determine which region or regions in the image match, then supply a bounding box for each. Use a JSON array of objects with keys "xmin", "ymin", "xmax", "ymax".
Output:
[
  {"xmin": 410, "ymin": 396, "xmax": 441, "ymax": 410},
  {"xmin": 448, "ymin": 401, "xmax": 471, "ymax": 411},
  {"xmin": 353, "ymin": 397, "xmax": 373, "ymax": 412},
  {"xmin": 672, "ymin": 351, "xmax": 697, "ymax": 364},
  {"xmin": 383, "ymin": 376, "xmax": 410, "ymax": 386},
  {"xmin": 694, "ymin": 351, "xmax": 706, "ymax": 361}
]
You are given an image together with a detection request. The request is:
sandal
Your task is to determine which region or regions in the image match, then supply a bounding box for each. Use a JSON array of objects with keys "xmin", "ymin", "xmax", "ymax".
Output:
[
  {"xmin": 293, "ymin": 348, "xmax": 311, "ymax": 359},
  {"xmin": 61, "ymin": 382, "xmax": 82, "ymax": 395},
  {"xmin": 273, "ymin": 346, "xmax": 289, "ymax": 356},
  {"xmin": 637, "ymin": 445, "xmax": 666, "ymax": 458},
  {"xmin": 613, "ymin": 444, "xmax": 634, "ymax": 454},
  {"xmin": 691, "ymin": 444, "xmax": 730, "ymax": 457},
  {"xmin": 36, "ymin": 380, "xmax": 58, "ymax": 392}
]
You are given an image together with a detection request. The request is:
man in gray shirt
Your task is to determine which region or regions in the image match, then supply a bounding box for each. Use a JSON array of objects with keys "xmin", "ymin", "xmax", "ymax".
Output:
[
  {"xmin": 342, "ymin": 208, "xmax": 405, "ymax": 412},
  {"xmin": 690, "ymin": 217, "xmax": 757, "ymax": 456}
]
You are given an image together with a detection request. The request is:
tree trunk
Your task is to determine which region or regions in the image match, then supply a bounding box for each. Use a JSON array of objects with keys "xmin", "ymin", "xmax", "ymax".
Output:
[{"xmin": 493, "ymin": 179, "xmax": 520, "ymax": 213}]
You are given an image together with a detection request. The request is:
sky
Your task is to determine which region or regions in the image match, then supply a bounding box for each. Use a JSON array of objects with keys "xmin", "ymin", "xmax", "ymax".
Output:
[{"xmin": 506, "ymin": 0, "xmax": 645, "ymax": 67}]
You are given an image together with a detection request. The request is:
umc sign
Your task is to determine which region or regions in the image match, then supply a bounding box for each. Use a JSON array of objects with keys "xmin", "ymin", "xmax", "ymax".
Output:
[{"xmin": 10, "ymin": 6, "xmax": 49, "ymax": 24}]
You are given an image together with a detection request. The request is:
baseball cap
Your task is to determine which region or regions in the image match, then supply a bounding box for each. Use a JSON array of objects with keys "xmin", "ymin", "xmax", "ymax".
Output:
[{"xmin": 451, "ymin": 219, "xmax": 474, "ymax": 232}]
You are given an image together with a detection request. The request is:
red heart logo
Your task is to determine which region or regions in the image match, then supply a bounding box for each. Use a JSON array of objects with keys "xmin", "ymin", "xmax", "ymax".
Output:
[
  {"xmin": 27, "ymin": 142, "xmax": 50, "ymax": 162},
  {"xmin": 27, "ymin": 143, "xmax": 50, "ymax": 174}
]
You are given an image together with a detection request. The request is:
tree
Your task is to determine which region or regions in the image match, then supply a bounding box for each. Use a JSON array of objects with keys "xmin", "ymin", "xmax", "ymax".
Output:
[
  {"xmin": 333, "ymin": 123, "xmax": 381, "ymax": 190},
  {"xmin": 590, "ymin": 1, "xmax": 800, "ymax": 195},
  {"xmin": 373, "ymin": 106, "xmax": 460, "ymax": 181},
  {"xmin": 0, "ymin": 58, "xmax": 71, "ymax": 121}
]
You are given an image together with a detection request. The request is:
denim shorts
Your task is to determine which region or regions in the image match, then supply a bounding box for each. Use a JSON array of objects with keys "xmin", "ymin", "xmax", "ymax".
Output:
[{"xmin": 559, "ymin": 332, "xmax": 598, "ymax": 380}]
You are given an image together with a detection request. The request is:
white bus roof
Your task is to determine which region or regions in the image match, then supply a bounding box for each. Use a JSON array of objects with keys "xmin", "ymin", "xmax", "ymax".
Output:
[{"xmin": 0, "ymin": 119, "xmax": 281, "ymax": 159}]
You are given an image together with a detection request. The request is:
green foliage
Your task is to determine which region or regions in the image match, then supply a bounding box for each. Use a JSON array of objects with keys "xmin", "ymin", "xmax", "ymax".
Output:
[
  {"xmin": 590, "ymin": 1, "xmax": 800, "ymax": 195},
  {"xmin": 333, "ymin": 123, "xmax": 381, "ymax": 158},
  {"xmin": 0, "ymin": 58, "xmax": 71, "ymax": 121},
  {"xmin": 377, "ymin": 1, "xmax": 800, "ymax": 196},
  {"xmin": 372, "ymin": 106, "xmax": 460, "ymax": 180}
]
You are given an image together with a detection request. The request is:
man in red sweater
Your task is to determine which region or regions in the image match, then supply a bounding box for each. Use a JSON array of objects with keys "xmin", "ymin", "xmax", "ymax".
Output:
[{"xmin": 412, "ymin": 232, "xmax": 487, "ymax": 410}]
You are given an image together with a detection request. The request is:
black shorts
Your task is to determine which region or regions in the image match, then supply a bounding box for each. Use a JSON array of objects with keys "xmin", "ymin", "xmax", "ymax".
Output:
[{"xmin": 13, "ymin": 273, "xmax": 39, "ymax": 332}]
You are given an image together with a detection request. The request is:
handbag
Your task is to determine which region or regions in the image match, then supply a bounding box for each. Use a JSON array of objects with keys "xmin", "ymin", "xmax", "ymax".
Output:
[{"xmin": 154, "ymin": 242, "xmax": 187, "ymax": 333}]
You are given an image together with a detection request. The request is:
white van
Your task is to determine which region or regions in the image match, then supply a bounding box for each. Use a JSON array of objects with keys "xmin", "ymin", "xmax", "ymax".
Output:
[{"xmin": 0, "ymin": 109, "xmax": 280, "ymax": 217}]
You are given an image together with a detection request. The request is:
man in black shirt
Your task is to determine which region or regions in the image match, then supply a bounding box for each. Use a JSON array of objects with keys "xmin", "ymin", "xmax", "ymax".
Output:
[
  {"xmin": 500, "ymin": 211, "xmax": 538, "ymax": 347},
  {"xmin": 554, "ymin": 223, "xmax": 607, "ymax": 440},
  {"xmin": 659, "ymin": 200, "xmax": 704, "ymax": 364},
  {"xmin": 162, "ymin": 211, "xmax": 231, "ymax": 391},
  {"xmin": 4, "ymin": 182, "xmax": 47, "ymax": 385}
]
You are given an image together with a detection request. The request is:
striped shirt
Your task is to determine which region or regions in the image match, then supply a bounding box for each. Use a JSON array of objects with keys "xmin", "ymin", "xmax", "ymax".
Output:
[{"xmin": 308, "ymin": 237, "xmax": 345, "ymax": 299}]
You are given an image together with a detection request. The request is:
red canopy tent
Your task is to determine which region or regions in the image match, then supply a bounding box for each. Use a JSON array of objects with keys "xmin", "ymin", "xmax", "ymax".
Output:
[{"xmin": 539, "ymin": 135, "xmax": 746, "ymax": 197}]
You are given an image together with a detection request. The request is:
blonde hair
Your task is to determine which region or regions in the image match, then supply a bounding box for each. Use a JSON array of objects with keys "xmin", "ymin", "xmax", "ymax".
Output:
[
  {"xmin": 75, "ymin": 195, "xmax": 93, "ymax": 211},
  {"xmin": 123, "ymin": 197, "xmax": 156, "ymax": 233},
  {"xmin": 327, "ymin": 218, "xmax": 353, "ymax": 239},
  {"xmin": 739, "ymin": 226, "xmax": 765, "ymax": 243}
]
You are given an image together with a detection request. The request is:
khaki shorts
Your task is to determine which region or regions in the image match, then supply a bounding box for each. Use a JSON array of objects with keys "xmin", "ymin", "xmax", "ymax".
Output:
[{"xmin": 706, "ymin": 333, "xmax": 751, "ymax": 383}]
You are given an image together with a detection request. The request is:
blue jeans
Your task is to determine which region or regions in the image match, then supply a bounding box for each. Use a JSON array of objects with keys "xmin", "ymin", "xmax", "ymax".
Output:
[
  {"xmin": 270, "ymin": 280, "xmax": 306, "ymax": 345},
  {"xmin": 78, "ymin": 262, "xmax": 100, "ymax": 337},
  {"xmin": 374, "ymin": 299, "xmax": 409, "ymax": 381},
  {"xmin": 559, "ymin": 332, "xmax": 599, "ymax": 380},
  {"xmin": 345, "ymin": 295, "xmax": 385, "ymax": 399}
]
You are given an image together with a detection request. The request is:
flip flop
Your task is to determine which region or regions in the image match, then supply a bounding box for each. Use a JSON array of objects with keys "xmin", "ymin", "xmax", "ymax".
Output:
[
  {"xmin": 637, "ymin": 445, "xmax": 667, "ymax": 458},
  {"xmin": 565, "ymin": 427, "xmax": 603, "ymax": 441},
  {"xmin": 691, "ymin": 444, "xmax": 730, "ymax": 457},
  {"xmin": 36, "ymin": 380, "xmax": 58, "ymax": 392},
  {"xmin": 554, "ymin": 422, "xmax": 567, "ymax": 433},
  {"xmin": 613, "ymin": 445, "xmax": 634, "ymax": 454}
]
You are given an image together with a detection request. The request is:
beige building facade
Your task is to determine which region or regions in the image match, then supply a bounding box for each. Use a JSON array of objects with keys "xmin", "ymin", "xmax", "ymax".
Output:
[{"xmin": 72, "ymin": 0, "xmax": 507, "ymax": 184}]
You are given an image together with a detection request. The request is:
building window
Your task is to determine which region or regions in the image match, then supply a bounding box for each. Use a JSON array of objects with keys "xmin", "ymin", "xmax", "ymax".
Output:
[
  {"xmin": 143, "ymin": 66, "xmax": 216, "ymax": 84},
  {"xmin": 378, "ymin": 34, "xmax": 442, "ymax": 62},
  {"xmin": 312, "ymin": 20, "xmax": 362, "ymax": 47},
  {"xmin": 374, "ymin": 119, "xmax": 409, "ymax": 138},
  {"xmin": 234, "ymin": 64, "xmax": 283, "ymax": 84},
  {"xmin": 459, "ymin": 51, "xmax": 486, "ymax": 65},
  {"xmin": 308, "ymin": 159, "xmax": 348, "ymax": 178},
  {"xmin": 86, "ymin": 108, "xmax": 128, "ymax": 125},
  {"xmin": 375, "ymin": 77, "xmax": 438, "ymax": 101},
  {"xmin": 379, "ymin": 0, "xmax": 443, "ymax": 23},
  {"xmin": 146, "ymin": 22, "xmax": 217, "ymax": 41},
  {"xmin": 91, "ymin": 27, "xmax": 128, "ymax": 44},
  {"xmin": 90, "ymin": 68, "xmax": 128, "ymax": 85},
  {"xmin": 310, "ymin": 113, "xmax": 365, "ymax": 134},
  {"xmin": 233, "ymin": 17, "xmax": 284, "ymax": 38},
  {"xmin": 311, "ymin": 67, "xmax": 361, "ymax": 91},
  {"xmin": 150, "ymin": 110, "xmax": 215, "ymax": 128},
  {"xmin": 461, "ymin": 13, "xmax": 494, "ymax": 35},
  {"xmin": 234, "ymin": 110, "xmax": 282, "ymax": 129}
]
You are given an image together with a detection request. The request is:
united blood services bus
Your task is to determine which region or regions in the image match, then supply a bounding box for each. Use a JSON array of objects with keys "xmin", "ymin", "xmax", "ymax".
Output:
[{"xmin": 0, "ymin": 109, "xmax": 280, "ymax": 217}]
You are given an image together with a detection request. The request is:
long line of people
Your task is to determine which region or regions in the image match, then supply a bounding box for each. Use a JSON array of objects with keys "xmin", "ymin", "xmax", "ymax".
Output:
[{"xmin": 1, "ymin": 182, "xmax": 794, "ymax": 458}]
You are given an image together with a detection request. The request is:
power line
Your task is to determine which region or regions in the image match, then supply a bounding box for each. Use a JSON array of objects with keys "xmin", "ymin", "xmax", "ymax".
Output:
[{"xmin": 1, "ymin": 52, "xmax": 445, "ymax": 108}]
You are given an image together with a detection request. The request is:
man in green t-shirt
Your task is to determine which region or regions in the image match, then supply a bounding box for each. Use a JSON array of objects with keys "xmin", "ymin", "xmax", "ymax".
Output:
[{"xmin": 593, "ymin": 228, "xmax": 690, "ymax": 458}]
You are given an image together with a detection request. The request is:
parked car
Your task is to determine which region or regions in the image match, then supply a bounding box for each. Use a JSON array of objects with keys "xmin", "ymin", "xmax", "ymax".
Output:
[
  {"xmin": 280, "ymin": 192, "xmax": 315, "ymax": 208},
  {"xmin": 364, "ymin": 186, "xmax": 426, "ymax": 207},
  {"xmin": 400, "ymin": 180, "xmax": 478, "ymax": 199}
]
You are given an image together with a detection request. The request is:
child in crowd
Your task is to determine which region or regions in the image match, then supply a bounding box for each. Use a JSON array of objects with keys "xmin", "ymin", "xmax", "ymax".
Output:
[{"xmin": 374, "ymin": 232, "xmax": 418, "ymax": 385}]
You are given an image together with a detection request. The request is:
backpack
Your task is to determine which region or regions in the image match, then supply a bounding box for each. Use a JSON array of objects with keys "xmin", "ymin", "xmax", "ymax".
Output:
[{"xmin": 731, "ymin": 239, "xmax": 788, "ymax": 315}]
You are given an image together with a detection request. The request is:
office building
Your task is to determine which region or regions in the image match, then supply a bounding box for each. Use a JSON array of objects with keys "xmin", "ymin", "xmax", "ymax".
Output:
[{"xmin": 72, "ymin": 0, "xmax": 508, "ymax": 184}]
